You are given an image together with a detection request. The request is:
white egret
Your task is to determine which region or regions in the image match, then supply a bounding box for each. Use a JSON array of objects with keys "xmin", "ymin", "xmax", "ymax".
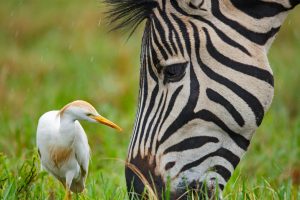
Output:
[{"xmin": 36, "ymin": 100, "xmax": 122, "ymax": 200}]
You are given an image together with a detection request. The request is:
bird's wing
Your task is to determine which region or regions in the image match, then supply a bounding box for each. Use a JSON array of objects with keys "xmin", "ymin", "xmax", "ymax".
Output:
[
  {"xmin": 36, "ymin": 111, "xmax": 60, "ymax": 172},
  {"xmin": 74, "ymin": 121, "xmax": 90, "ymax": 177},
  {"xmin": 68, "ymin": 121, "xmax": 90, "ymax": 193},
  {"xmin": 75, "ymin": 154, "xmax": 87, "ymax": 178},
  {"xmin": 36, "ymin": 111, "xmax": 60, "ymax": 154}
]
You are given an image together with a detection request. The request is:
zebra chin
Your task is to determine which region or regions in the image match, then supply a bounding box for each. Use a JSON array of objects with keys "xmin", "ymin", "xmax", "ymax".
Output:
[
  {"xmin": 125, "ymin": 154, "xmax": 165, "ymax": 199},
  {"xmin": 125, "ymin": 171, "xmax": 223, "ymax": 199},
  {"xmin": 172, "ymin": 179, "xmax": 224, "ymax": 200},
  {"xmin": 125, "ymin": 155, "xmax": 224, "ymax": 200}
]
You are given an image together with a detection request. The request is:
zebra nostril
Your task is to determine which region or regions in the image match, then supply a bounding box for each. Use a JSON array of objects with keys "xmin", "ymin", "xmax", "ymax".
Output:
[
  {"xmin": 165, "ymin": 161, "xmax": 176, "ymax": 170},
  {"xmin": 189, "ymin": 2, "xmax": 199, "ymax": 9},
  {"xmin": 188, "ymin": 0, "xmax": 207, "ymax": 11}
]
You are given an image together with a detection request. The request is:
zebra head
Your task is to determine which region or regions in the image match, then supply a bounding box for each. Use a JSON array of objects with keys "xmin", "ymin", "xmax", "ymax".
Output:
[{"xmin": 106, "ymin": 0, "xmax": 298, "ymax": 199}]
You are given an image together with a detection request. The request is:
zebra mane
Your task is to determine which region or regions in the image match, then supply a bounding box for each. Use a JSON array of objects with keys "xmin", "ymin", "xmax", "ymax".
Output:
[{"xmin": 104, "ymin": 0, "xmax": 157, "ymax": 35}]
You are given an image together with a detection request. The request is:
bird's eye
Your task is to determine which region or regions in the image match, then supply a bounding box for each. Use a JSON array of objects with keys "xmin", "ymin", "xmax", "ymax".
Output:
[
  {"xmin": 163, "ymin": 62, "xmax": 187, "ymax": 83},
  {"xmin": 86, "ymin": 113, "xmax": 93, "ymax": 117}
]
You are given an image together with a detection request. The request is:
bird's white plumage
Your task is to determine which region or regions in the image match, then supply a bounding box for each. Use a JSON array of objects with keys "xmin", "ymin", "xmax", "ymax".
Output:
[
  {"xmin": 36, "ymin": 100, "xmax": 122, "ymax": 199},
  {"xmin": 37, "ymin": 110, "xmax": 90, "ymax": 193}
]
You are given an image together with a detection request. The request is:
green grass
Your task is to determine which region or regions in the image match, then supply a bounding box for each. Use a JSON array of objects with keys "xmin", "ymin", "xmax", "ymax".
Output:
[{"xmin": 0, "ymin": 1, "xmax": 299, "ymax": 199}]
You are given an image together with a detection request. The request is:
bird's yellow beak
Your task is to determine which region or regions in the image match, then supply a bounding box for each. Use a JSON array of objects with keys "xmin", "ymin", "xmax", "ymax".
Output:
[{"xmin": 91, "ymin": 115, "xmax": 122, "ymax": 132}]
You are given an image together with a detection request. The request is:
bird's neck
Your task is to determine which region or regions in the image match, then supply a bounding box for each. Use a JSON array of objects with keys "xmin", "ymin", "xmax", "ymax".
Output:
[{"xmin": 59, "ymin": 113, "xmax": 77, "ymax": 138}]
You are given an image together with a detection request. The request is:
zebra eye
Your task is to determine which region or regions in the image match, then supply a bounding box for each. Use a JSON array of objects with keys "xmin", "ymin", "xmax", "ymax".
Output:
[{"xmin": 163, "ymin": 62, "xmax": 187, "ymax": 83}]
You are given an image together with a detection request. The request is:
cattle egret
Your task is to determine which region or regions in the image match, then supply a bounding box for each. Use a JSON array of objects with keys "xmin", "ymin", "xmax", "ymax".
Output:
[{"xmin": 36, "ymin": 100, "xmax": 122, "ymax": 200}]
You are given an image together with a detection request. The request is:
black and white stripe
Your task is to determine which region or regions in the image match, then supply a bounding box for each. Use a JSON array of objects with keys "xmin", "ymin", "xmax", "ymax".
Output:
[{"xmin": 106, "ymin": 0, "xmax": 299, "ymax": 199}]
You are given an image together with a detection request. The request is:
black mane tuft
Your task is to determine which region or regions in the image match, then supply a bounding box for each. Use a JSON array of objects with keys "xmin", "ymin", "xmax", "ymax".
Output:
[{"xmin": 104, "ymin": 0, "xmax": 157, "ymax": 35}]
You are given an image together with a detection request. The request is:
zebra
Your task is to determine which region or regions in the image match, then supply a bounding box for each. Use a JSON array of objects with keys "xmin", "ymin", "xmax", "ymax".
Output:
[{"xmin": 105, "ymin": 0, "xmax": 299, "ymax": 199}]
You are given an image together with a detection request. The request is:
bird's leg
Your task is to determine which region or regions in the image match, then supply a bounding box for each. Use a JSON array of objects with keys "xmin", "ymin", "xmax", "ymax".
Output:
[
  {"xmin": 63, "ymin": 188, "xmax": 72, "ymax": 200},
  {"xmin": 64, "ymin": 171, "xmax": 75, "ymax": 200},
  {"xmin": 63, "ymin": 183, "xmax": 71, "ymax": 200}
]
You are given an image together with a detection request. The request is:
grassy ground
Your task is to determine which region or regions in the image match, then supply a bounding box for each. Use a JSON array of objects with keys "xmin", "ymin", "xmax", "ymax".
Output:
[{"xmin": 0, "ymin": 0, "xmax": 299, "ymax": 199}]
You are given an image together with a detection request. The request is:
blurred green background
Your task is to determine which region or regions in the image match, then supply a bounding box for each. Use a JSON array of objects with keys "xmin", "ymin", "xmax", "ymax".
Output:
[{"xmin": 0, "ymin": 0, "xmax": 299, "ymax": 199}]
